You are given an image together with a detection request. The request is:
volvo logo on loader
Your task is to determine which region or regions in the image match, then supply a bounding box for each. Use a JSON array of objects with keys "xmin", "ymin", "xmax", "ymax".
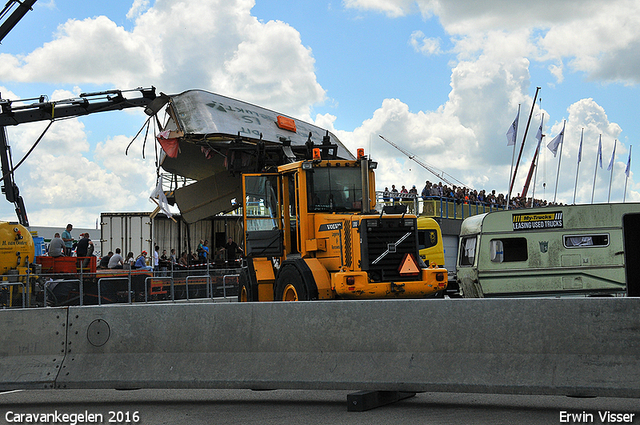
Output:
[{"xmin": 319, "ymin": 222, "xmax": 343, "ymax": 232}]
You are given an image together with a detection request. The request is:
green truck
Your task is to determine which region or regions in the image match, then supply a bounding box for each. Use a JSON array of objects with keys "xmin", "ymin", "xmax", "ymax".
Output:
[{"xmin": 456, "ymin": 203, "xmax": 640, "ymax": 297}]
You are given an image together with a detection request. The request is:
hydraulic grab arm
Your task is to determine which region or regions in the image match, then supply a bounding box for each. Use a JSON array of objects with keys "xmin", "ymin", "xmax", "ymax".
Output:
[
  {"xmin": 0, "ymin": 0, "xmax": 38, "ymax": 44},
  {"xmin": 0, "ymin": 87, "xmax": 169, "ymax": 225}
]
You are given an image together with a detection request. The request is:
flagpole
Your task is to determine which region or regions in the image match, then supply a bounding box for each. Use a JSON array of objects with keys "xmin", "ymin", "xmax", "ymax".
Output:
[
  {"xmin": 506, "ymin": 104, "xmax": 520, "ymax": 210},
  {"xmin": 573, "ymin": 128, "xmax": 583, "ymax": 204},
  {"xmin": 508, "ymin": 87, "xmax": 540, "ymax": 203},
  {"xmin": 531, "ymin": 134, "xmax": 543, "ymax": 207},
  {"xmin": 591, "ymin": 134, "xmax": 602, "ymax": 204},
  {"xmin": 607, "ymin": 139, "xmax": 617, "ymax": 202},
  {"xmin": 624, "ymin": 145, "xmax": 632, "ymax": 202},
  {"xmin": 521, "ymin": 109, "xmax": 544, "ymax": 201},
  {"xmin": 553, "ymin": 120, "xmax": 565, "ymax": 204},
  {"xmin": 529, "ymin": 108, "xmax": 544, "ymax": 207}
]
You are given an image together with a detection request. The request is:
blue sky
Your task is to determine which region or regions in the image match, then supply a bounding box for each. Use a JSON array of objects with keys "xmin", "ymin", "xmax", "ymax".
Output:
[{"xmin": 1, "ymin": 0, "xmax": 639, "ymax": 227}]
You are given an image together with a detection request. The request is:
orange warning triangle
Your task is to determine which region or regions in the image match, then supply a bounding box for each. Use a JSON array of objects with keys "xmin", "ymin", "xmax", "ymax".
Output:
[{"xmin": 398, "ymin": 253, "xmax": 420, "ymax": 277}]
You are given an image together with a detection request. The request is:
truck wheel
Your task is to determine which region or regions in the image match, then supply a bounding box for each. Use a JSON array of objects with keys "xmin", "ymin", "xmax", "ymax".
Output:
[
  {"xmin": 275, "ymin": 266, "xmax": 308, "ymax": 301},
  {"xmin": 239, "ymin": 282, "xmax": 250, "ymax": 302},
  {"xmin": 238, "ymin": 269, "xmax": 252, "ymax": 302}
]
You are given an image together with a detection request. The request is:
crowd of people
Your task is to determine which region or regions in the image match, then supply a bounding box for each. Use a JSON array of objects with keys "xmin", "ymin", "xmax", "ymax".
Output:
[
  {"xmin": 381, "ymin": 180, "xmax": 562, "ymax": 210},
  {"xmin": 47, "ymin": 223, "xmax": 245, "ymax": 274}
]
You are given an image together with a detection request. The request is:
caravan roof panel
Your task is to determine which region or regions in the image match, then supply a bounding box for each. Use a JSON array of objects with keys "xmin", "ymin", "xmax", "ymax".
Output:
[{"xmin": 169, "ymin": 90, "xmax": 355, "ymax": 160}]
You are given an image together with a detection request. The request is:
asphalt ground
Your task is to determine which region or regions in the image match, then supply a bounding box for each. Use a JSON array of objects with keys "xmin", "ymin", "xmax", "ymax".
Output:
[{"xmin": 1, "ymin": 389, "xmax": 639, "ymax": 425}]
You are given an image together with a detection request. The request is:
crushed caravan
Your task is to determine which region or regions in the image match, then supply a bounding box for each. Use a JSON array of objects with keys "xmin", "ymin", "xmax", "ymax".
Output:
[
  {"xmin": 456, "ymin": 203, "xmax": 640, "ymax": 298},
  {"xmin": 158, "ymin": 89, "xmax": 354, "ymax": 223}
]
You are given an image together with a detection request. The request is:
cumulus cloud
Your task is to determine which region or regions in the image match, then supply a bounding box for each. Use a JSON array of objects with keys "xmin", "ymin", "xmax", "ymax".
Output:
[
  {"xmin": 126, "ymin": 0, "xmax": 150, "ymax": 19},
  {"xmin": 325, "ymin": 54, "xmax": 533, "ymax": 194},
  {"xmin": 0, "ymin": 16, "xmax": 158, "ymax": 87},
  {"xmin": 0, "ymin": 0, "xmax": 324, "ymax": 118},
  {"xmin": 343, "ymin": 0, "xmax": 417, "ymax": 18},
  {"xmin": 349, "ymin": 0, "xmax": 640, "ymax": 84},
  {"xmin": 2, "ymin": 110, "xmax": 157, "ymax": 227},
  {"xmin": 409, "ymin": 30, "xmax": 441, "ymax": 55},
  {"xmin": 339, "ymin": 0, "xmax": 638, "ymax": 204}
]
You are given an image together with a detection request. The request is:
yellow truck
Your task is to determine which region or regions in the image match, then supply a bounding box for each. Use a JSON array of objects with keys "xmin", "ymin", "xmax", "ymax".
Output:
[
  {"xmin": 0, "ymin": 222, "xmax": 35, "ymax": 307},
  {"xmin": 239, "ymin": 149, "xmax": 447, "ymax": 301},
  {"xmin": 417, "ymin": 217, "xmax": 445, "ymax": 269}
]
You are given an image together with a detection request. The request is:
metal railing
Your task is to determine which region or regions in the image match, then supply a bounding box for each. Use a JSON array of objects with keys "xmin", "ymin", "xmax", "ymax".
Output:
[
  {"xmin": 221, "ymin": 274, "xmax": 240, "ymax": 299},
  {"xmin": 0, "ymin": 281, "xmax": 27, "ymax": 308},
  {"xmin": 2, "ymin": 264, "xmax": 242, "ymax": 309},
  {"xmin": 145, "ymin": 276, "xmax": 173, "ymax": 302},
  {"xmin": 375, "ymin": 192, "xmax": 506, "ymax": 219},
  {"xmin": 97, "ymin": 277, "xmax": 132, "ymax": 305}
]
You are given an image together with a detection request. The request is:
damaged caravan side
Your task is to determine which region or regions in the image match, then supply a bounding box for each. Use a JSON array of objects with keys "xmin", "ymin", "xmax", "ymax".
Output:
[{"xmin": 456, "ymin": 203, "xmax": 640, "ymax": 298}]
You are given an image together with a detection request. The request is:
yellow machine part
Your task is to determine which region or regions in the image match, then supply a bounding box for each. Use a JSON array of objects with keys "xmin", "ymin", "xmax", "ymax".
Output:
[
  {"xmin": 333, "ymin": 266, "xmax": 448, "ymax": 299},
  {"xmin": 302, "ymin": 258, "xmax": 332, "ymax": 299},
  {"xmin": 252, "ymin": 257, "xmax": 275, "ymax": 302},
  {"xmin": 417, "ymin": 216, "xmax": 446, "ymax": 268},
  {"xmin": 0, "ymin": 222, "xmax": 34, "ymax": 275}
]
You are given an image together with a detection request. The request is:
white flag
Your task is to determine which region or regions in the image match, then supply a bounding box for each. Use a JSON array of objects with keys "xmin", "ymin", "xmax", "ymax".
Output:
[
  {"xmin": 607, "ymin": 139, "xmax": 617, "ymax": 171},
  {"xmin": 597, "ymin": 135, "xmax": 603, "ymax": 168},
  {"xmin": 150, "ymin": 180, "xmax": 173, "ymax": 218},
  {"xmin": 547, "ymin": 123, "xmax": 565, "ymax": 157},
  {"xmin": 626, "ymin": 146, "xmax": 632, "ymax": 177},
  {"xmin": 535, "ymin": 119, "xmax": 543, "ymax": 150},
  {"xmin": 577, "ymin": 130, "xmax": 583, "ymax": 163},
  {"xmin": 506, "ymin": 109, "xmax": 519, "ymax": 147}
]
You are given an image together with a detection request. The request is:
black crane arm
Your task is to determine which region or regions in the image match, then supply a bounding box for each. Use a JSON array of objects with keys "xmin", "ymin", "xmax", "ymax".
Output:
[
  {"xmin": 0, "ymin": 87, "xmax": 169, "ymax": 226},
  {"xmin": 0, "ymin": 0, "xmax": 38, "ymax": 44}
]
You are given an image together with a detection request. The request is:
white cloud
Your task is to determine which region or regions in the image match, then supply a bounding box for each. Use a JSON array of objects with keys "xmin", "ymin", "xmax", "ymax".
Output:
[
  {"xmin": 409, "ymin": 30, "xmax": 441, "ymax": 55},
  {"xmin": 126, "ymin": 0, "xmax": 150, "ymax": 19},
  {"xmin": 349, "ymin": 0, "xmax": 640, "ymax": 84},
  {"xmin": 0, "ymin": 0, "xmax": 330, "ymax": 225},
  {"xmin": 2, "ymin": 117, "xmax": 157, "ymax": 227},
  {"xmin": 319, "ymin": 42, "xmax": 633, "ymax": 205},
  {"xmin": 0, "ymin": 16, "xmax": 158, "ymax": 86},
  {"xmin": 335, "ymin": 0, "xmax": 638, "ymax": 204},
  {"xmin": 0, "ymin": 0, "xmax": 324, "ymax": 118},
  {"xmin": 548, "ymin": 63, "xmax": 564, "ymax": 84},
  {"xmin": 343, "ymin": 0, "xmax": 418, "ymax": 18}
]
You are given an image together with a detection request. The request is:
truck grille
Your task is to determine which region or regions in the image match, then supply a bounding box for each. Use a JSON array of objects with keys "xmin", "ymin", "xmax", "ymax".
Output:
[
  {"xmin": 344, "ymin": 220, "xmax": 352, "ymax": 267},
  {"xmin": 360, "ymin": 217, "xmax": 420, "ymax": 282}
]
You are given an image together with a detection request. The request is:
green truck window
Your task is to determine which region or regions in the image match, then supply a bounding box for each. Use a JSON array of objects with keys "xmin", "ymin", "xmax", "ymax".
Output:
[
  {"xmin": 490, "ymin": 237, "xmax": 528, "ymax": 262},
  {"xmin": 460, "ymin": 236, "xmax": 476, "ymax": 266},
  {"xmin": 564, "ymin": 234, "xmax": 609, "ymax": 248}
]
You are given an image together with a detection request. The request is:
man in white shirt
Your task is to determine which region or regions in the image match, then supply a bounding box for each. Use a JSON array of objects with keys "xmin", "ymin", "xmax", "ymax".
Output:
[
  {"xmin": 108, "ymin": 248, "xmax": 124, "ymax": 269},
  {"xmin": 153, "ymin": 245, "xmax": 160, "ymax": 271}
]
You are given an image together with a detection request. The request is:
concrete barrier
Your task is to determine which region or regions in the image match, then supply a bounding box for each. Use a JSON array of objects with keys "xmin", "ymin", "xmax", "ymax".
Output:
[
  {"xmin": 0, "ymin": 308, "xmax": 67, "ymax": 390},
  {"xmin": 44, "ymin": 298, "xmax": 640, "ymax": 397}
]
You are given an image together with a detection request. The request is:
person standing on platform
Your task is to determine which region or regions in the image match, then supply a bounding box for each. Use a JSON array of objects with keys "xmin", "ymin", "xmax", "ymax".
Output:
[
  {"xmin": 61, "ymin": 224, "xmax": 73, "ymax": 256},
  {"xmin": 76, "ymin": 233, "xmax": 93, "ymax": 258}
]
